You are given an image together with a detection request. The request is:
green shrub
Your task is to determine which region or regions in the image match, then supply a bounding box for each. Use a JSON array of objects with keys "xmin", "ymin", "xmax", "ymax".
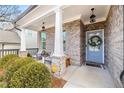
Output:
[
  {"xmin": 0, "ymin": 76, "xmax": 4, "ymax": 82},
  {"xmin": 0, "ymin": 54, "xmax": 19, "ymax": 69},
  {"xmin": 5, "ymin": 57, "xmax": 35, "ymax": 85},
  {"xmin": 9, "ymin": 62, "xmax": 52, "ymax": 88},
  {"xmin": 3, "ymin": 57, "xmax": 19, "ymax": 70},
  {"xmin": 0, "ymin": 82, "xmax": 7, "ymax": 88}
]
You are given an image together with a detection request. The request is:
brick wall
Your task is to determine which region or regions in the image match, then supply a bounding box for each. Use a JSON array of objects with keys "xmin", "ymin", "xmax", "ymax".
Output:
[
  {"xmin": 45, "ymin": 20, "xmax": 83, "ymax": 66},
  {"xmin": 104, "ymin": 5, "xmax": 123, "ymax": 87},
  {"xmin": 64, "ymin": 20, "xmax": 84, "ymax": 66}
]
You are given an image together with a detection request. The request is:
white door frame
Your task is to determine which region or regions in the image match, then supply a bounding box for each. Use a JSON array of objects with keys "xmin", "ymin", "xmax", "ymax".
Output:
[{"xmin": 85, "ymin": 29, "xmax": 104, "ymax": 64}]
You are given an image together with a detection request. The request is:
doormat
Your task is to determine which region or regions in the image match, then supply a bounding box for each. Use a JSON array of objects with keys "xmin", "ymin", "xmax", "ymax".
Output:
[{"xmin": 86, "ymin": 63, "xmax": 102, "ymax": 68}]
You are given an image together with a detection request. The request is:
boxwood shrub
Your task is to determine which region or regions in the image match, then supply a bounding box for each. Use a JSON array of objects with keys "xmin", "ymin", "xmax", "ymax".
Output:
[
  {"xmin": 5, "ymin": 57, "xmax": 35, "ymax": 86},
  {"xmin": 0, "ymin": 76, "xmax": 4, "ymax": 82},
  {"xmin": 9, "ymin": 62, "xmax": 52, "ymax": 88},
  {"xmin": 0, "ymin": 82, "xmax": 7, "ymax": 88},
  {"xmin": 0, "ymin": 54, "xmax": 19, "ymax": 69},
  {"xmin": 3, "ymin": 57, "xmax": 19, "ymax": 70}
]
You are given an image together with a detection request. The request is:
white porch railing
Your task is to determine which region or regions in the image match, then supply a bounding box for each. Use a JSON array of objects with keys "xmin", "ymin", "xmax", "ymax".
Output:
[
  {"xmin": 0, "ymin": 49, "xmax": 19, "ymax": 58},
  {"xmin": 0, "ymin": 48, "xmax": 39, "ymax": 58}
]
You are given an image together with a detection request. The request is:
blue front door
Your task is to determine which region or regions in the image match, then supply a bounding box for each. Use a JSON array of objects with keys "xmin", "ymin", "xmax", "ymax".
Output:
[{"xmin": 86, "ymin": 29, "xmax": 104, "ymax": 64}]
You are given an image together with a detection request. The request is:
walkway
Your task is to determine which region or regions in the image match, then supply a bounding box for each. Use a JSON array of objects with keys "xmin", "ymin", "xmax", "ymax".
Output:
[{"xmin": 62, "ymin": 65, "xmax": 115, "ymax": 88}]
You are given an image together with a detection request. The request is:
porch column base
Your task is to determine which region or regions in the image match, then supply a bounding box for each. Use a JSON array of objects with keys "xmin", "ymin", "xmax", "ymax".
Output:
[
  {"xmin": 51, "ymin": 56, "xmax": 66, "ymax": 78},
  {"xmin": 19, "ymin": 51, "xmax": 27, "ymax": 57}
]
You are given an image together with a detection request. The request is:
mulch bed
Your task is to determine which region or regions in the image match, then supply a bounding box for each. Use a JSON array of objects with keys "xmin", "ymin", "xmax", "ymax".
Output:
[
  {"xmin": 0, "ymin": 69, "xmax": 4, "ymax": 76},
  {"xmin": 52, "ymin": 76, "xmax": 67, "ymax": 88}
]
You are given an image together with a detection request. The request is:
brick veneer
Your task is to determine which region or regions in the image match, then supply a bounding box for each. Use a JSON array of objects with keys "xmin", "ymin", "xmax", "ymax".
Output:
[
  {"xmin": 45, "ymin": 20, "xmax": 83, "ymax": 66},
  {"xmin": 63, "ymin": 20, "xmax": 83, "ymax": 66},
  {"xmin": 104, "ymin": 5, "xmax": 123, "ymax": 87}
]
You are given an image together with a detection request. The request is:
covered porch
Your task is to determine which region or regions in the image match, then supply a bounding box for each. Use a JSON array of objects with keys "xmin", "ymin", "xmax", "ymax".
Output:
[
  {"xmin": 7, "ymin": 5, "xmax": 123, "ymax": 87},
  {"xmin": 15, "ymin": 5, "xmax": 110, "ymax": 65}
]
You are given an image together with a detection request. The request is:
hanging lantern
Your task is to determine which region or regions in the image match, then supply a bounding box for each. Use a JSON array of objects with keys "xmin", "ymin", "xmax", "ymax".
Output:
[
  {"xmin": 42, "ymin": 22, "xmax": 45, "ymax": 31},
  {"xmin": 90, "ymin": 8, "xmax": 96, "ymax": 23}
]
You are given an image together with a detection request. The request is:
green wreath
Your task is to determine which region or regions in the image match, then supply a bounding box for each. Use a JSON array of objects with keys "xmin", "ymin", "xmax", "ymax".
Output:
[{"xmin": 88, "ymin": 35, "xmax": 102, "ymax": 49}]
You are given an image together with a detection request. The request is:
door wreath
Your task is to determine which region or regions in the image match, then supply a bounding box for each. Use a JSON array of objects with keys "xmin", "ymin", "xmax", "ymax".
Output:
[{"xmin": 88, "ymin": 35, "xmax": 102, "ymax": 49}]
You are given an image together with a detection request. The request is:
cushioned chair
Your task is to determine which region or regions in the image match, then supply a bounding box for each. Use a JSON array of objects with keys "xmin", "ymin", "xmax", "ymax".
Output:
[{"xmin": 36, "ymin": 49, "xmax": 51, "ymax": 60}]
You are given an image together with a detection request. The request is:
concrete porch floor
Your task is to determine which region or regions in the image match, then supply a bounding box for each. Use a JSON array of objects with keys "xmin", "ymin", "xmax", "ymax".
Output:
[{"xmin": 62, "ymin": 65, "xmax": 115, "ymax": 88}]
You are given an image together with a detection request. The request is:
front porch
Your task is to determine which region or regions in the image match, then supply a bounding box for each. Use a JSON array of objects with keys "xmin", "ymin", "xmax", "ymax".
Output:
[{"xmin": 0, "ymin": 5, "xmax": 123, "ymax": 88}]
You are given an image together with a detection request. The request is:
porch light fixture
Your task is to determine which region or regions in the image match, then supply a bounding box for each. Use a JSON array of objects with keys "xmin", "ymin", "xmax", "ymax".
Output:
[
  {"xmin": 90, "ymin": 8, "xmax": 96, "ymax": 23},
  {"xmin": 42, "ymin": 22, "xmax": 45, "ymax": 31}
]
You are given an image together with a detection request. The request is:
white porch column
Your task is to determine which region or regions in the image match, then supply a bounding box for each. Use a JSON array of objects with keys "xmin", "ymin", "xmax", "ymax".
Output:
[
  {"xmin": 53, "ymin": 7, "xmax": 64, "ymax": 57},
  {"xmin": 37, "ymin": 31, "xmax": 41, "ymax": 49},
  {"xmin": 19, "ymin": 28, "xmax": 27, "ymax": 57},
  {"xmin": 52, "ymin": 7, "xmax": 66, "ymax": 78}
]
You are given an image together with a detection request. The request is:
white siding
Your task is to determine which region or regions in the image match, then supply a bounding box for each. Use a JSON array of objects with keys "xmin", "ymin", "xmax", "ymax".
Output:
[{"xmin": 0, "ymin": 29, "xmax": 38, "ymax": 49}]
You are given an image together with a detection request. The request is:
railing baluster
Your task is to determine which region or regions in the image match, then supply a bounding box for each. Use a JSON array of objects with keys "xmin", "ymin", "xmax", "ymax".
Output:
[{"xmin": 0, "ymin": 49, "xmax": 19, "ymax": 58}]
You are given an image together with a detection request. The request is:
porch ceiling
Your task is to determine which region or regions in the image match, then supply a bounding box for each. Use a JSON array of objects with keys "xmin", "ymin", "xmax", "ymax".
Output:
[{"xmin": 17, "ymin": 5, "xmax": 110, "ymax": 31}]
